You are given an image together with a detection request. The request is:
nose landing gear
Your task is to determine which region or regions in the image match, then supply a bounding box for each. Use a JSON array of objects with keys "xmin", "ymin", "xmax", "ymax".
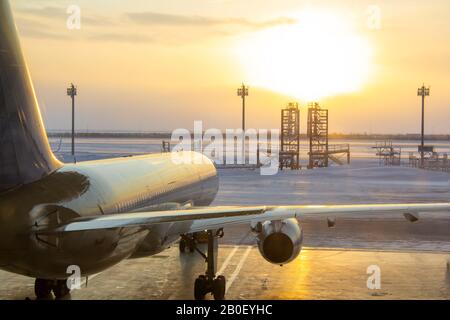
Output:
[
  {"xmin": 34, "ymin": 278, "xmax": 71, "ymax": 300},
  {"xmin": 192, "ymin": 229, "xmax": 226, "ymax": 300},
  {"xmin": 34, "ymin": 279, "xmax": 53, "ymax": 299}
]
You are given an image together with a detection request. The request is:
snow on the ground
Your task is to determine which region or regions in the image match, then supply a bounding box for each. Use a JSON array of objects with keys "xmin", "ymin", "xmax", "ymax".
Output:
[{"xmin": 213, "ymin": 164, "xmax": 448, "ymax": 206}]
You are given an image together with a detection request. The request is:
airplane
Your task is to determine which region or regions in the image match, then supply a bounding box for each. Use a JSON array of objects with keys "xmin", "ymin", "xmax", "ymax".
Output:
[{"xmin": 0, "ymin": 0, "xmax": 448, "ymax": 300}]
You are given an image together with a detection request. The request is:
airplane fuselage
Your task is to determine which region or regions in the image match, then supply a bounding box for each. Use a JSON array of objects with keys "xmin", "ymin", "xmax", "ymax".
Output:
[{"xmin": 0, "ymin": 152, "xmax": 218, "ymax": 279}]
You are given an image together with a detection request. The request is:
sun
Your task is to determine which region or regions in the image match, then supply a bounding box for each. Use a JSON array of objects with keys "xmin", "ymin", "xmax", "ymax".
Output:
[{"xmin": 235, "ymin": 10, "xmax": 373, "ymax": 101}]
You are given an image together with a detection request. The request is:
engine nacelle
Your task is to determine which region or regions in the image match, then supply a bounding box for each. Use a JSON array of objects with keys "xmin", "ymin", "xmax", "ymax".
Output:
[{"xmin": 256, "ymin": 218, "xmax": 303, "ymax": 265}]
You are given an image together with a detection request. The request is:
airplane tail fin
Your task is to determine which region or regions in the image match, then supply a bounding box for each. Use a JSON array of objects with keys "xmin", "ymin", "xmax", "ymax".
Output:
[{"xmin": 0, "ymin": 1, "xmax": 62, "ymax": 192}]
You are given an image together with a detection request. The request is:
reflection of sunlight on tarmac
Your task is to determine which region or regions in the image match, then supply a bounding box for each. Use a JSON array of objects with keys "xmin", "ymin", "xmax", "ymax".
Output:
[
  {"xmin": 2, "ymin": 247, "xmax": 450, "ymax": 299},
  {"xmin": 284, "ymin": 250, "xmax": 312, "ymax": 299}
]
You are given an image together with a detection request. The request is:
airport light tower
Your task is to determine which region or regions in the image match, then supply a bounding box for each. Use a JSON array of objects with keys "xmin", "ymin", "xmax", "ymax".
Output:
[
  {"xmin": 417, "ymin": 84, "xmax": 430, "ymax": 167},
  {"xmin": 67, "ymin": 83, "xmax": 77, "ymax": 156},
  {"xmin": 237, "ymin": 83, "xmax": 249, "ymax": 132}
]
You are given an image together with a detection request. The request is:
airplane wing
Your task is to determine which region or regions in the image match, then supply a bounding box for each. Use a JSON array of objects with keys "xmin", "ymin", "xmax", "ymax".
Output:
[{"xmin": 35, "ymin": 203, "xmax": 450, "ymax": 234}]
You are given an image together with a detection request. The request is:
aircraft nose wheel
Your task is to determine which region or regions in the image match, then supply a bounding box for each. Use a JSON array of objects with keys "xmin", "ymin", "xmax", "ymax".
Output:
[
  {"xmin": 34, "ymin": 278, "xmax": 71, "ymax": 300},
  {"xmin": 53, "ymin": 280, "xmax": 71, "ymax": 299},
  {"xmin": 34, "ymin": 279, "xmax": 53, "ymax": 299},
  {"xmin": 192, "ymin": 229, "xmax": 226, "ymax": 300}
]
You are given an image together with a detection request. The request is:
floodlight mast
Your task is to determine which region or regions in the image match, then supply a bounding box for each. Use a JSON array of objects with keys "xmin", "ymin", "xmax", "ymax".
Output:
[
  {"xmin": 237, "ymin": 83, "xmax": 249, "ymax": 132},
  {"xmin": 67, "ymin": 83, "xmax": 77, "ymax": 156},
  {"xmin": 417, "ymin": 84, "xmax": 430, "ymax": 167}
]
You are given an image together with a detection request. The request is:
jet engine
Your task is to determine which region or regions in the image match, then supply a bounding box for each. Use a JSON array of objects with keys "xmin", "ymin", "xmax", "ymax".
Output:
[{"xmin": 255, "ymin": 218, "xmax": 303, "ymax": 265}]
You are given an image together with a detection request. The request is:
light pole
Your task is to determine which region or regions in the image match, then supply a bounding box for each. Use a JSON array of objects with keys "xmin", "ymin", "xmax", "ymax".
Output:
[
  {"xmin": 417, "ymin": 84, "xmax": 430, "ymax": 167},
  {"xmin": 67, "ymin": 83, "xmax": 77, "ymax": 156},
  {"xmin": 237, "ymin": 83, "xmax": 249, "ymax": 132}
]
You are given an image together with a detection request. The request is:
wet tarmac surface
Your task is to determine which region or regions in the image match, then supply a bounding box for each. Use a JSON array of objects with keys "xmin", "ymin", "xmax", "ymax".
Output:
[
  {"xmin": 2, "ymin": 214, "xmax": 450, "ymax": 300},
  {"xmin": 0, "ymin": 165, "xmax": 448, "ymax": 300},
  {"xmin": 1, "ymin": 244, "xmax": 449, "ymax": 300}
]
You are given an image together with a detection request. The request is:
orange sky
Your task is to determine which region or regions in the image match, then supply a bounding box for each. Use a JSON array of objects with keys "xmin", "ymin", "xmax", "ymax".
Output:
[{"xmin": 12, "ymin": 0, "xmax": 450, "ymax": 133}]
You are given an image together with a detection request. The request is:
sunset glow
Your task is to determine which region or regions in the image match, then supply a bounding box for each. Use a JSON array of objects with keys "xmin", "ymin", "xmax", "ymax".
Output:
[
  {"xmin": 236, "ymin": 10, "xmax": 373, "ymax": 101},
  {"xmin": 11, "ymin": 1, "xmax": 450, "ymax": 133}
]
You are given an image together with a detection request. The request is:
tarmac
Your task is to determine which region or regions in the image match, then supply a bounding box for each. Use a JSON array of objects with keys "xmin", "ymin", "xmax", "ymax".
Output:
[
  {"xmin": 0, "ymin": 164, "xmax": 449, "ymax": 300},
  {"xmin": 1, "ymin": 244, "xmax": 449, "ymax": 300}
]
